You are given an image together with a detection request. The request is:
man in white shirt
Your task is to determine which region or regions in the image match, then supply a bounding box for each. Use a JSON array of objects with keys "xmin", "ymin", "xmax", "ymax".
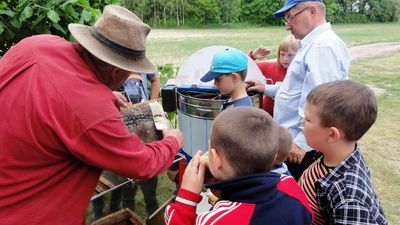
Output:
[{"xmin": 246, "ymin": 0, "xmax": 350, "ymax": 180}]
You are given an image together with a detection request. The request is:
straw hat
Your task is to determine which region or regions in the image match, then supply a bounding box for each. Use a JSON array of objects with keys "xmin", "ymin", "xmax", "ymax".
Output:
[{"xmin": 68, "ymin": 5, "xmax": 156, "ymax": 73}]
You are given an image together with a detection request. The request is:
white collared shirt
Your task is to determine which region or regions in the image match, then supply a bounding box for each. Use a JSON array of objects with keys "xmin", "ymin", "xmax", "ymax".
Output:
[{"xmin": 265, "ymin": 23, "xmax": 350, "ymax": 151}]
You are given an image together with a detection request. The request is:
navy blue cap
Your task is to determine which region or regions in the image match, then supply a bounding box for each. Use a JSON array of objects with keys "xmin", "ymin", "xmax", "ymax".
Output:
[
  {"xmin": 274, "ymin": 0, "xmax": 322, "ymax": 18},
  {"xmin": 200, "ymin": 48, "xmax": 248, "ymax": 82}
]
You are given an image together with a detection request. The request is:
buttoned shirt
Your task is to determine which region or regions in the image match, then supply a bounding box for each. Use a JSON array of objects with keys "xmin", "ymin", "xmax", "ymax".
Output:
[
  {"xmin": 265, "ymin": 23, "xmax": 350, "ymax": 151},
  {"xmin": 315, "ymin": 147, "xmax": 388, "ymax": 225}
]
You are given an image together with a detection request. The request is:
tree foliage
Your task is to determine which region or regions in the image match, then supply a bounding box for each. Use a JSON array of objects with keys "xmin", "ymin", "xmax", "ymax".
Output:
[
  {"xmin": 122, "ymin": 0, "xmax": 399, "ymax": 27},
  {"xmin": 1, "ymin": 0, "xmax": 399, "ymax": 55},
  {"xmin": 0, "ymin": 0, "xmax": 118, "ymax": 55}
]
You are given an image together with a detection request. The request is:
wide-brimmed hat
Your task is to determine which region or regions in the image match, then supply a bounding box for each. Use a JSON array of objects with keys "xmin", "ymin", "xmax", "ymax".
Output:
[{"xmin": 68, "ymin": 5, "xmax": 156, "ymax": 73}]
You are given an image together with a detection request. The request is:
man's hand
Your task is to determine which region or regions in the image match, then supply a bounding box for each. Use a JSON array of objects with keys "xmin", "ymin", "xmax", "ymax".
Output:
[
  {"xmin": 287, "ymin": 143, "xmax": 306, "ymax": 164},
  {"xmin": 163, "ymin": 129, "xmax": 184, "ymax": 149},
  {"xmin": 245, "ymin": 80, "xmax": 265, "ymax": 93},
  {"xmin": 251, "ymin": 46, "xmax": 271, "ymax": 60},
  {"xmin": 180, "ymin": 151, "xmax": 206, "ymax": 194},
  {"xmin": 112, "ymin": 91, "xmax": 129, "ymax": 107}
]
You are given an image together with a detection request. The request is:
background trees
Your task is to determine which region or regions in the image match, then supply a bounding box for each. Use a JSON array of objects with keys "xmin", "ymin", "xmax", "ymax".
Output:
[
  {"xmin": 121, "ymin": 0, "xmax": 399, "ymax": 26},
  {"xmin": 0, "ymin": 0, "xmax": 118, "ymax": 55}
]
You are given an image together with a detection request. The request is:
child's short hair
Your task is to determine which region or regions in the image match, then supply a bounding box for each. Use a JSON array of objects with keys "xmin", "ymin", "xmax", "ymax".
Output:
[
  {"xmin": 307, "ymin": 80, "xmax": 377, "ymax": 141},
  {"xmin": 235, "ymin": 69, "xmax": 247, "ymax": 81},
  {"xmin": 277, "ymin": 35, "xmax": 299, "ymax": 69},
  {"xmin": 275, "ymin": 126, "xmax": 292, "ymax": 165},
  {"xmin": 210, "ymin": 107, "xmax": 279, "ymax": 176}
]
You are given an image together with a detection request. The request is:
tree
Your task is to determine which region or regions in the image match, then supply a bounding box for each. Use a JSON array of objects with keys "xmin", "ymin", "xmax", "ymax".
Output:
[
  {"xmin": 218, "ymin": 0, "xmax": 241, "ymax": 24},
  {"xmin": 187, "ymin": 0, "xmax": 220, "ymax": 25},
  {"xmin": 241, "ymin": 0, "xmax": 284, "ymax": 25},
  {"xmin": 0, "ymin": 0, "xmax": 119, "ymax": 56}
]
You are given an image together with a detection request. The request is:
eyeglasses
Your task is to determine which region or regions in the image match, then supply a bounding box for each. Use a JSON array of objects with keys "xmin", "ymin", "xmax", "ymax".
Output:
[{"xmin": 284, "ymin": 7, "xmax": 310, "ymax": 24}]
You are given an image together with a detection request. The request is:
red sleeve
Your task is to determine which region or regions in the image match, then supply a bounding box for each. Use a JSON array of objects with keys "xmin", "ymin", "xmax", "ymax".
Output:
[
  {"xmin": 248, "ymin": 51, "xmax": 256, "ymax": 60},
  {"xmin": 70, "ymin": 117, "xmax": 180, "ymax": 179},
  {"xmin": 165, "ymin": 189, "xmax": 202, "ymax": 225},
  {"xmin": 256, "ymin": 61, "xmax": 274, "ymax": 79}
]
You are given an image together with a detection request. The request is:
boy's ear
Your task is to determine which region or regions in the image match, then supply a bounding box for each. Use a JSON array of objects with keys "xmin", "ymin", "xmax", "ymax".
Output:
[
  {"xmin": 210, "ymin": 148, "xmax": 223, "ymax": 169},
  {"xmin": 231, "ymin": 72, "xmax": 240, "ymax": 82},
  {"xmin": 327, "ymin": 127, "xmax": 342, "ymax": 143}
]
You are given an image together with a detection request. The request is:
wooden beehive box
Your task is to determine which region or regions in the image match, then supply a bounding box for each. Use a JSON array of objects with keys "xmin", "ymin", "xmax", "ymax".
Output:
[{"xmin": 91, "ymin": 208, "xmax": 145, "ymax": 225}]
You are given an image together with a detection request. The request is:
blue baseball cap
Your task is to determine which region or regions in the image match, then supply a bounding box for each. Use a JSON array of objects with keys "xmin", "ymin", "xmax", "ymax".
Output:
[
  {"xmin": 200, "ymin": 48, "xmax": 248, "ymax": 82},
  {"xmin": 273, "ymin": 0, "xmax": 322, "ymax": 18}
]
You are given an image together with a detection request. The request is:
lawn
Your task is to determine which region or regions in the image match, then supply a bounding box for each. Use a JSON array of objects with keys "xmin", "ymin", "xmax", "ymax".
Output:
[
  {"xmin": 350, "ymin": 53, "xmax": 400, "ymax": 223},
  {"xmin": 87, "ymin": 23, "xmax": 400, "ymax": 224},
  {"xmin": 146, "ymin": 22, "xmax": 400, "ymax": 66}
]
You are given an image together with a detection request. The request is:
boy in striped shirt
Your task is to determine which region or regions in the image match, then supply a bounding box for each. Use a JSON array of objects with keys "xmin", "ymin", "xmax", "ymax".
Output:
[{"xmin": 299, "ymin": 80, "xmax": 387, "ymax": 225}]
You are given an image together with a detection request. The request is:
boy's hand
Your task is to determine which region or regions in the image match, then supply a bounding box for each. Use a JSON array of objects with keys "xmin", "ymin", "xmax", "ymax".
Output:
[
  {"xmin": 287, "ymin": 144, "xmax": 305, "ymax": 164},
  {"xmin": 181, "ymin": 151, "xmax": 206, "ymax": 194},
  {"xmin": 251, "ymin": 46, "xmax": 271, "ymax": 60}
]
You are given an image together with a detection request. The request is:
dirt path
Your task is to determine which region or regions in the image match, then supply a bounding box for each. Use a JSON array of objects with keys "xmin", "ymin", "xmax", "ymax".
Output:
[{"xmin": 349, "ymin": 42, "xmax": 400, "ymax": 61}]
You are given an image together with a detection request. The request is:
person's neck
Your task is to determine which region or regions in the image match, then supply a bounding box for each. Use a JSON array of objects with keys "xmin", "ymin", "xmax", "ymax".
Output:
[
  {"xmin": 309, "ymin": 18, "xmax": 327, "ymax": 33},
  {"xmin": 74, "ymin": 43, "xmax": 127, "ymax": 90},
  {"xmin": 323, "ymin": 141, "xmax": 356, "ymax": 167},
  {"xmin": 229, "ymin": 84, "xmax": 248, "ymax": 101}
]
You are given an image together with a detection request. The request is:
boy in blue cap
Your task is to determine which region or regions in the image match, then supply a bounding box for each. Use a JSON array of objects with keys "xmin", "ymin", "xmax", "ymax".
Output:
[{"xmin": 201, "ymin": 47, "xmax": 251, "ymax": 111}]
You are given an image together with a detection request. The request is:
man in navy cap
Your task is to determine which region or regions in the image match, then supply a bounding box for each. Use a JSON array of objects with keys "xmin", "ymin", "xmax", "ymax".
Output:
[{"xmin": 247, "ymin": 0, "xmax": 350, "ymax": 180}]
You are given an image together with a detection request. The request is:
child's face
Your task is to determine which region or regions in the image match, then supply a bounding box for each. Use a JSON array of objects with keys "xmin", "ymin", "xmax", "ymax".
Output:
[
  {"xmin": 214, "ymin": 74, "xmax": 236, "ymax": 95},
  {"xmin": 279, "ymin": 47, "xmax": 297, "ymax": 69},
  {"xmin": 302, "ymin": 102, "xmax": 330, "ymax": 152}
]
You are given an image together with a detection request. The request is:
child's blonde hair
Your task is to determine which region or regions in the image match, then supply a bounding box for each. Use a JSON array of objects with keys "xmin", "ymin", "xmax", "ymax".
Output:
[{"xmin": 277, "ymin": 35, "xmax": 299, "ymax": 69}]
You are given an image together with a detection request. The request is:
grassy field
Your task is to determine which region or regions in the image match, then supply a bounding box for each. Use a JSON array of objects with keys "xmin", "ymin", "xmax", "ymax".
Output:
[
  {"xmin": 146, "ymin": 22, "xmax": 400, "ymax": 66},
  {"xmin": 350, "ymin": 53, "xmax": 400, "ymax": 223},
  {"xmin": 87, "ymin": 23, "xmax": 400, "ymax": 224}
]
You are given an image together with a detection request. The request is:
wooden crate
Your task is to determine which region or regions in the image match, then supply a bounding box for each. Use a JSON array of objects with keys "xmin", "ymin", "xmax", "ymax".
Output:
[
  {"xmin": 95, "ymin": 176, "xmax": 115, "ymax": 194},
  {"xmin": 146, "ymin": 196, "xmax": 175, "ymax": 225},
  {"xmin": 91, "ymin": 208, "xmax": 145, "ymax": 225}
]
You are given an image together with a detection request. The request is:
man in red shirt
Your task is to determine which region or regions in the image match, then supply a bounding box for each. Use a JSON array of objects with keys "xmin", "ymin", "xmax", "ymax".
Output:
[{"xmin": 0, "ymin": 5, "xmax": 183, "ymax": 225}]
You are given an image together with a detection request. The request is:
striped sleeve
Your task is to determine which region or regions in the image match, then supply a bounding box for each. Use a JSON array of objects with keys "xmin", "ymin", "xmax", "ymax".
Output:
[
  {"xmin": 299, "ymin": 158, "xmax": 332, "ymax": 225},
  {"xmin": 164, "ymin": 188, "xmax": 202, "ymax": 225}
]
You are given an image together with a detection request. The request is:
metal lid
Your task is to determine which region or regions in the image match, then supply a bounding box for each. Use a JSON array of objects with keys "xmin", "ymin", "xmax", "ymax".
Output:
[{"xmin": 175, "ymin": 46, "xmax": 265, "ymax": 87}]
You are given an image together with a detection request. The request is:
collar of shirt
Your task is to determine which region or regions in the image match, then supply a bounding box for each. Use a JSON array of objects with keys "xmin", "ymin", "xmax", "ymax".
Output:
[
  {"xmin": 300, "ymin": 22, "xmax": 331, "ymax": 49},
  {"xmin": 317, "ymin": 145, "xmax": 360, "ymax": 191}
]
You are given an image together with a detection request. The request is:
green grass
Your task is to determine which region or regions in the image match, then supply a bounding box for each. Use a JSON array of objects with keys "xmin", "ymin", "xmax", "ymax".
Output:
[
  {"xmin": 146, "ymin": 22, "xmax": 400, "ymax": 66},
  {"xmin": 350, "ymin": 53, "xmax": 400, "ymax": 224},
  {"xmin": 86, "ymin": 173, "xmax": 177, "ymax": 224}
]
